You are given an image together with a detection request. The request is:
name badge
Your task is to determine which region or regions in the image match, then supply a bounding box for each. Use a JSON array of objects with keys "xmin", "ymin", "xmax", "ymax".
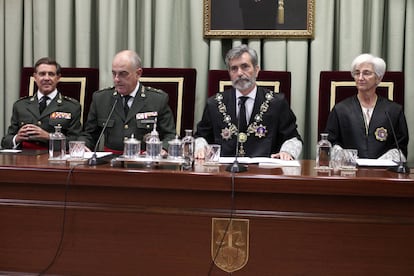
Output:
[{"xmin": 50, "ymin": 112, "xmax": 71, "ymax": 119}]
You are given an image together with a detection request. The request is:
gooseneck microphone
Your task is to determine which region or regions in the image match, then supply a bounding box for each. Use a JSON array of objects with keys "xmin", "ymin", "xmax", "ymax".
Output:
[
  {"xmin": 88, "ymin": 96, "xmax": 119, "ymax": 166},
  {"xmin": 385, "ymin": 111, "xmax": 410, "ymax": 174},
  {"xmin": 226, "ymin": 98, "xmax": 248, "ymax": 173}
]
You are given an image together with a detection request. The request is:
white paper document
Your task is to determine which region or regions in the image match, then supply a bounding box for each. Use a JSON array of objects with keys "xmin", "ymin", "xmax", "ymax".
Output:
[
  {"xmin": 85, "ymin": 152, "xmax": 113, "ymax": 158},
  {"xmin": 219, "ymin": 157, "xmax": 301, "ymax": 167},
  {"xmin": 65, "ymin": 152, "xmax": 113, "ymax": 159},
  {"xmin": 356, "ymin": 158, "xmax": 398, "ymax": 167},
  {"xmin": 0, "ymin": 149, "xmax": 22, "ymax": 153}
]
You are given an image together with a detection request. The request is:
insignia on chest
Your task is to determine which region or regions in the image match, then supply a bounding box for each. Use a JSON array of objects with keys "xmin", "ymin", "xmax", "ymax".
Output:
[
  {"xmin": 375, "ymin": 127, "xmax": 388, "ymax": 141},
  {"xmin": 50, "ymin": 112, "xmax": 71, "ymax": 119},
  {"xmin": 136, "ymin": 111, "xmax": 158, "ymax": 120}
]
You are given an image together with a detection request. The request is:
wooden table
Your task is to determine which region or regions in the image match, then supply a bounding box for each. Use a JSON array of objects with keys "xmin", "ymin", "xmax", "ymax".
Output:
[{"xmin": 1, "ymin": 151, "xmax": 414, "ymax": 275}]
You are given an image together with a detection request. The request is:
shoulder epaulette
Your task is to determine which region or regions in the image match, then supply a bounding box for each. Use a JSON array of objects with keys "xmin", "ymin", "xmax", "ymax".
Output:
[
  {"xmin": 17, "ymin": 95, "xmax": 31, "ymax": 101},
  {"xmin": 63, "ymin": 95, "xmax": 78, "ymax": 102},
  {"xmin": 145, "ymin": 86, "xmax": 163, "ymax": 93},
  {"xmin": 96, "ymin": 86, "xmax": 115, "ymax": 93}
]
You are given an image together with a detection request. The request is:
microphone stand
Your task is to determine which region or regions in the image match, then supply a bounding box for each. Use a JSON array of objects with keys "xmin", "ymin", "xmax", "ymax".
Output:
[
  {"xmin": 226, "ymin": 153, "xmax": 248, "ymax": 172},
  {"xmin": 225, "ymin": 132, "xmax": 247, "ymax": 172},
  {"xmin": 88, "ymin": 97, "xmax": 119, "ymax": 166},
  {"xmin": 389, "ymin": 161, "xmax": 410, "ymax": 174},
  {"xmin": 226, "ymin": 98, "xmax": 247, "ymax": 173},
  {"xmin": 385, "ymin": 111, "xmax": 410, "ymax": 174}
]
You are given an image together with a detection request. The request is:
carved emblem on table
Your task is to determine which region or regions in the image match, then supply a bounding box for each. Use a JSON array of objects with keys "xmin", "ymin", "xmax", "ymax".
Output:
[{"xmin": 211, "ymin": 218, "xmax": 249, "ymax": 273}]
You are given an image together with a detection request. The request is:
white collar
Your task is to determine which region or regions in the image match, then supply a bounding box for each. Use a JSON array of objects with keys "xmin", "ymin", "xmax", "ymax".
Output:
[
  {"xmin": 37, "ymin": 89, "xmax": 58, "ymax": 100},
  {"xmin": 236, "ymin": 86, "xmax": 257, "ymax": 100}
]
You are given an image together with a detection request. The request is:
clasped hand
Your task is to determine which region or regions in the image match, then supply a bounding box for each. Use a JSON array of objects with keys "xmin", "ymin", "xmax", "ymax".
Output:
[{"xmin": 17, "ymin": 124, "xmax": 49, "ymax": 143}]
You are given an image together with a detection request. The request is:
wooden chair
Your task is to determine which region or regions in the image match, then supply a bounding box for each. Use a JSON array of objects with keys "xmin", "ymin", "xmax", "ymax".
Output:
[
  {"xmin": 140, "ymin": 68, "xmax": 197, "ymax": 137},
  {"xmin": 207, "ymin": 69, "xmax": 291, "ymax": 105},
  {"xmin": 20, "ymin": 67, "xmax": 99, "ymax": 124},
  {"xmin": 317, "ymin": 71, "xmax": 404, "ymax": 135}
]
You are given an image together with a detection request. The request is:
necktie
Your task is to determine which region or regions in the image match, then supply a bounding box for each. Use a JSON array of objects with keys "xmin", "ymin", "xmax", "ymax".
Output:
[
  {"xmin": 238, "ymin": 96, "xmax": 249, "ymax": 133},
  {"xmin": 39, "ymin": 96, "xmax": 49, "ymax": 113},
  {"xmin": 123, "ymin": 95, "xmax": 132, "ymax": 116}
]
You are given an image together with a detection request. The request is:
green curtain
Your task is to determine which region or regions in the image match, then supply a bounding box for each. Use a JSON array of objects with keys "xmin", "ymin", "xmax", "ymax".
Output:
[{"xmin": 1, "ymin": 0, "xmax": 413, "ymax": 161}]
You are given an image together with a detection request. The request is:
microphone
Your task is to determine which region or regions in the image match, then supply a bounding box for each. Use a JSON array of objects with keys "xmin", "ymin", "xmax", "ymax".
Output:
[
  {"xmin": 385, "ymin": 111, "xmax": 409, "ymax": 174},
  {"xmin": 226, "ymin": 98, "xmax": 247, "ymax": 173},
  {"xmin": 88, "ymin": 96, "xmax": 119, "ymax": 166}
]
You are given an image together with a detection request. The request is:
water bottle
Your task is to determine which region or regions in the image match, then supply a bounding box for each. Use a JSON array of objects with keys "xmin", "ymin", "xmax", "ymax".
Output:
[
  {"xmin": 123, "ymin": 134, "xmax": 141, "ymax": 159},
  {"xmin": 49, "ymin": 124, "xmax": 66, "ymax": 161},
  {"xmin": 146, "ymin": 119, "xmax": 162, "ymax": 159},
  {"xmin": 316, "ymin": 133, "xmax": 331, "ymax": 170},
  {"xmin": 182, "ymin": 129, "xmax": 195, "ymax": 168},
  {"xmin": 168, "ymin": 135, "xmax": 183, "ymax": 159}
]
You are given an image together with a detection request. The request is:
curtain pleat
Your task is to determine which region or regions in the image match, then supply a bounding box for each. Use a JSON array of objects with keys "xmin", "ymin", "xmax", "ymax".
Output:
[{"xmin": 1, "ymin": 0, "xmax": 413, "ymax": 160}]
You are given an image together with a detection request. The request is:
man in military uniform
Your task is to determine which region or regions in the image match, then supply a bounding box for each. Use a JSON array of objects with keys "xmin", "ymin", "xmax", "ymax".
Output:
[
  {"xmin": 79, "ymin": 50, "xmax": 176, "ymax": 153},
  {"xmin": 1, "ymin": 57, "xmax": 82, "ymax": 150}
]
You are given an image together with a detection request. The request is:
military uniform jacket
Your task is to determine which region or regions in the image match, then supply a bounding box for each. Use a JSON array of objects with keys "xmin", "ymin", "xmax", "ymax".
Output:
[
  {"xmin": 1, "ymin": 92, "xmax": 82, "ymax": 149},
  {"xmin": 325, "ymin": 95, "xmax": 409, "ymax": 158},
  {"xmin": 195, "ymin": 87, "xmax": 302, "ymax": 157},
  {"xmin": 80, "ymin": 85, "xmax": 176, "ymax": 152}
]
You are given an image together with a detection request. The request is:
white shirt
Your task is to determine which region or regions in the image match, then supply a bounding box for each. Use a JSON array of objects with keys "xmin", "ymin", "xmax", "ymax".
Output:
[
  {"xmin": 124, "ymin": 82, "xmax": 140, "ymax": 108},
  {"xmin": 37, "ymin": 89, "xmax": 58, "ymax": 106}
]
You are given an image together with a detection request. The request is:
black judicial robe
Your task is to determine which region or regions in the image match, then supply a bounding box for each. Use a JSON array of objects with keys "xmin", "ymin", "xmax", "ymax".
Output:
[
  {"xmin": 195, "ymin": 87, "xmax": 302, "ymax": 157},
  {"xmin": 325, "ymin": 95, "xmax": 409, "ymax": 159}
]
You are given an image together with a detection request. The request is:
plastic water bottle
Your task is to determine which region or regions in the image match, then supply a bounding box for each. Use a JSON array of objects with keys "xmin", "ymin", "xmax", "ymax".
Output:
[
  {"xmin": 316, "ymin": 133, "xmax": 331, "ymax": 170},
  {"xmin": 182, "ymin": 129, "xmax": 195, "ymax": 168},
  {"xmin": 49, "ymin": 124, "xmax": 66, "ymax": 161}
]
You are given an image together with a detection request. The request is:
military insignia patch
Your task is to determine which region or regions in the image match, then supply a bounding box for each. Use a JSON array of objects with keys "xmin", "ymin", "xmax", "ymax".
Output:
[
  {"xmin": 50, "ymin": 112, "xmax": 71, "ymax": 119},
  {"xmin": 136, "ymin": 111, "xmax": 158, "ymax": 120}
]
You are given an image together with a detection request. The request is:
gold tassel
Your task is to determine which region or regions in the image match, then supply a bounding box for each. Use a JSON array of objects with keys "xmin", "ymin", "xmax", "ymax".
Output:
[{"xmin": 278, "ymin": 0, "xmax": 285, "ymax": 24}]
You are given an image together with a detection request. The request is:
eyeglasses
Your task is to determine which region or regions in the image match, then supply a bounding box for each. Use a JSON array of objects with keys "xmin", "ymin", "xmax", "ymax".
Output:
[
  {"xmin": 352, "ymin": 70, "xmax": 375, "ymax": 78},
  {"xmin": 112, "ymin": 70, "xmax": 131, "ymax": 79}
]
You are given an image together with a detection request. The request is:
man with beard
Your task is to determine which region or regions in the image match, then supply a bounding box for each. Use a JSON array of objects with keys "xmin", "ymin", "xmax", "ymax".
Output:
[
  {"xmin": 194, "ymin": 44, "xmax": 302, "ymax": 159},
  {"xmin": 1, "ymin": 57, "xmax": 82, "ymax": 150}
]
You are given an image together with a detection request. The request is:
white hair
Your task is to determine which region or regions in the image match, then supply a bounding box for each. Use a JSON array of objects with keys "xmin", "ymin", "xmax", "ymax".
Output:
[{"xmin": 351, "ymin": 53, "xmax": 386, "ymax": 79}]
